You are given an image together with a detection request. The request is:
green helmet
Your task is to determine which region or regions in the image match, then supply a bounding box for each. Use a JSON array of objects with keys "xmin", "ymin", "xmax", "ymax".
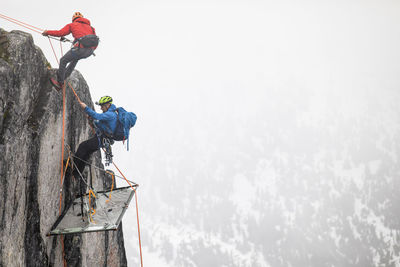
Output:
[{"xmin": 96, "ymin": 96, "xmax": 113, "ymax": 105}]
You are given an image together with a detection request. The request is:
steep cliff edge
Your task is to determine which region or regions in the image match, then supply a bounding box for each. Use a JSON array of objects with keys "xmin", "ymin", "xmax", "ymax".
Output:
[{"xmin": 0, "ymin": 29, "xmax": 127, "ymax": 266}]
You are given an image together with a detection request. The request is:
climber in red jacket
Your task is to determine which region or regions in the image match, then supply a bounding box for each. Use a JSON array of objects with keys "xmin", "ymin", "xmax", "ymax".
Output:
[{"xmin": 42, "ymin": 12, "xmax": 98, "ymax": 90}]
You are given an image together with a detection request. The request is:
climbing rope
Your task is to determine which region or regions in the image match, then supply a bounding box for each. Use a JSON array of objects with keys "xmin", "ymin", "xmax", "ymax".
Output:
[
  {"xmin": 88, "ymin": 189, "xmax": 96, "ymax": 222},
  {"xmin": 69, "ymin": 155, "xmax": 99, "ymax": 223},
  {"xmin": 0, "ymin": 13, "xmax": 144, "ymax": 267},
  {"xmin": 47, "ymin": 38, "xmax": 60, "ymax": 65},
  {"xmin": 66, "ymin": 151, "xmax": 137, "ymax": 185},
  {"xmin": 60, "ymin": 84, "xmax": 66, "ymax": 202},
  {"xmin": 0, "ymin": 13, "xmax": 43, "ymax": 33},
  {"xmin": 59, "ymin": 149, "xmax": 70, "ymax": 267},
  {"xmin": 60, "ymin": 155, "xmax": 71, "ymax": 214},
  {"xmin": 109, "ymin": 158, "xmax": 143, "ymax": 267},
  {"xmin": 60, "ymin": 82, "xmax": 67, "ymax": 267},
  {"xmin": 69, "ymin": 158, "xmax": 95, "ymax": 191},
  {"xmin": 134, "ymin": 191, "xmax": 143, "ymax": 267},
  {"xmin": 0, "ymin": 13, "xmax": 72, "ymax": 44}
]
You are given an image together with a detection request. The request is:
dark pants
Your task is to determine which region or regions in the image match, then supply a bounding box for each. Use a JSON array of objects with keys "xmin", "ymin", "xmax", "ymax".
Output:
[
  {"xmin": 57, "ymin": 47, "xmax": 94, "ymax": 83},
  {"xmin": 73, "ymin": 135, "xmax": 99, "ymax": 177}
]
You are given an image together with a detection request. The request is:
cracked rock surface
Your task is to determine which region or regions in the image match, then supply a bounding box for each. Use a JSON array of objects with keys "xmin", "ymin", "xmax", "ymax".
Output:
[{"xmin": 0, "ymin": 29, "xmax": 127, "ymax": 267}]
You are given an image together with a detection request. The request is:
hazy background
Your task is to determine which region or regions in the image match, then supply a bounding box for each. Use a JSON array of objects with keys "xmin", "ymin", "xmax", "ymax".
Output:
[{"xmin": 3, "ymin": 0, "xmax": 400, "ymax": 266}]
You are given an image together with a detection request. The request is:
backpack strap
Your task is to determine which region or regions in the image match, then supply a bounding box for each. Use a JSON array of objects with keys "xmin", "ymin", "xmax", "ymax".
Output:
[{"xmin": 75, "ymin": 21, "xmax": 96, "ymax": 34}]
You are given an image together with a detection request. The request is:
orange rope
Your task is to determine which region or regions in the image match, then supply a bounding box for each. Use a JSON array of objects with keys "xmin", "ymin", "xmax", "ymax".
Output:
[
  {"xmin": 67, "ymin": 81, "xmax": 82, "ymax": 102},
  {"xmin": 135, "ymin": 191, "xmax": 144, "ymax": 267},
  {"xmin": 0, "ymin": 13, "xmax": 43, "ymax": 34},
  {"xmin": 59, "ymin": 156, "xmax": 70, "ymax": 214},
  {"xmin": 67, "ymin": 82, "xmax": 97, "ymax": 134},
  {"xmin": 0, "ymin": 13, "xmax": 43, "ymax": 32},
  {"xmin": 0, "ymin": 13, "xmax": 72, "ymax": 46},
  {"xmin": 111, "ymin": 160, "xmax": 135, "ymax": 190},
  {"xmin": 59, "ymin": 83, "xmax": 66, "ymax": 213},
  {"xmin": 60, "ymin": 82, "xmax": 67, "ymax": 267},
  {"xmin": 60, "ymin": 236, "xmax": 67, "ymax": 267},
  {"xmin": 110, "ymin": 160, "xmax": 143, "ymax": 266},
  {"xmin": 88, "ymin": 189, "xmax": 96, "ymax": 222},
  {"xmin": 47, "ymin": 38, "xmax": 59, "ymax": 65}
]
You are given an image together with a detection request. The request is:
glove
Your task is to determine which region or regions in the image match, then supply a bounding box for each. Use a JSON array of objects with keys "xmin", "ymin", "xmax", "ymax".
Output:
[{"xmin": 42, "ymin": 30, "xmax": 49, "ymax": 36}]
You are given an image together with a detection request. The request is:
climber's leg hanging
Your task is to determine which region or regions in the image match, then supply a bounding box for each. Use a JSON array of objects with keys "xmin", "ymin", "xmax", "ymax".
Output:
[
  {"xmin": 73, "ymin": 135, "xmax": 100, "ymax": 178},
  {"xmin": 64, "ymin": 47, "xmax": 94, "ymax": 79},
  {"xmin": 49, "ymin": 47, "xmax": 93, "ymax": 91},
  {"xmin": 57, "ymin": 48, "xmax": 78, "ymax": 85}
]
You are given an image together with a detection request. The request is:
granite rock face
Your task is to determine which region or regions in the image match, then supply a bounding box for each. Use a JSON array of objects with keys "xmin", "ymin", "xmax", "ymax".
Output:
[{"xmin": 0, "ymin": 29, "xmax": 127, "ymax": 267}]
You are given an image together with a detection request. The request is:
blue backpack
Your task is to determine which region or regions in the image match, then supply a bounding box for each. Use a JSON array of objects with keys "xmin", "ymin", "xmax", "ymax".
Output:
[{"xmin": 113, "ymin": 107, "xmax": 137, "ymax": 150}]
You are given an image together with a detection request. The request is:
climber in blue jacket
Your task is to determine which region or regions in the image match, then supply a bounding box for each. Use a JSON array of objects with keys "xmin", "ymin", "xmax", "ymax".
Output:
[
  {"xmin": 82, "ymin": 96, "xmax": 118, "ymax": 137},
  {"xmin": 72, "ymin": 96, "xmax": 117, "ymax": 177}
]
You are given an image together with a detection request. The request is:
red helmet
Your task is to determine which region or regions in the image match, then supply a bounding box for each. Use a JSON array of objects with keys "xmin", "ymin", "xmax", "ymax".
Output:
[{"xmin": 72, "ymin": 12, "xmax": 83, "ymax": 22}]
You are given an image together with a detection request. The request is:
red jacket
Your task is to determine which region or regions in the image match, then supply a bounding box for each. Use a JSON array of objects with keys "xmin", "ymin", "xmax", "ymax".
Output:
[{"xmin": 47, "ymin": 18, "xmax": 96, "ymax": 48}]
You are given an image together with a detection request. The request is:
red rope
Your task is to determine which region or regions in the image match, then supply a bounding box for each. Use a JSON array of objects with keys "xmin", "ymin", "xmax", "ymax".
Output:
[
  {"xmin": 47, "ymin": 38, "xmax": 59, "ymax": 65},
  {"xmin": 111, "ymin": 160, "xmax": 144, "ymax": 267},
  {"xmin": 135, "ymin": 192, "xmax": 144, "ymax": 267},
  {"xmin": 111, "ymin": 161, "xmax": 135, "ymax": 190},
  {"xmin": 48, "ymin": 28, "xmax": 67, "ymax": 267},
  {"xmin": 60, "ymin": 84, "xmax": 66, "ymax": 207},
  {"xmin": 67, "ymin": 81, "xmax": 82, "ymax": 103},
  {"xmin": 0, "ymin": 13, "xmax": 44, "ymax": 32},
  {"xmin": 0, "ymin": 14, "xmax": 43, "ymax": 34},
  {"xmin": 60, "ymin": 82, "xmax": 67, "ymax": 267},
  {"xmin": 61, "ymin": 236, "xmax": 67, "ymax": 267},
  {"xmin": 59, "ymin": 156, "xmax": 70, "ymax": 214}
]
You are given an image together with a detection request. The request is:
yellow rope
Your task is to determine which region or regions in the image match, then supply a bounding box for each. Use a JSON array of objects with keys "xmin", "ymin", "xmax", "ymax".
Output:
[
  {"xmin": 88, "ymin": 189, "xmax": 96, "ymax": 222},
  {"xmin": 105, "ymin": 171, "xmax": 115, "ymax": 203}
]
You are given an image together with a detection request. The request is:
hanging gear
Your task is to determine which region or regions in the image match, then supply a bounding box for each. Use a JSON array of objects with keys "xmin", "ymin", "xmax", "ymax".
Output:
[
  {"xmin": 102, "ymin": 137, "xmax": 114, "ymax": 166},
  {"xmin": 75, "ymin": 34, "xmax": 99, "ymax": 48}
]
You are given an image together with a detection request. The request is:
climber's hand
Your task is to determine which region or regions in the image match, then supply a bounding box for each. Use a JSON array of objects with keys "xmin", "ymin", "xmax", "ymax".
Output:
[
  {"xmin": 79, "ymin": 101, "xmax": 87, "ymax": 109},
  {"xmin": 42, "ymin": 30, "xmax": 49, "ymax": 36}
]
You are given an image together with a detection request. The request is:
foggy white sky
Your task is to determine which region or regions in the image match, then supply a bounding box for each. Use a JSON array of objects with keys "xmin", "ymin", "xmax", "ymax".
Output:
[{"xmin": 3, "ymin": 0, "xmax": 400, "ymax": 265}]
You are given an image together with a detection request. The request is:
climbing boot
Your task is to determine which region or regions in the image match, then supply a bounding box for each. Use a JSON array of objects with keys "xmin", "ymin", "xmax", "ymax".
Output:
[{"xmin": 49, "ymin": 77, "xmax": 63, "ymax": 91}]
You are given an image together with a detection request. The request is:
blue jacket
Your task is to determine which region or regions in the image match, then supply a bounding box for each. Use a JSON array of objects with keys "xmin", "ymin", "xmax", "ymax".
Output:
[{"xmin": 84, "ymin": 104, "xmax": 118, "ymax": 136}]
